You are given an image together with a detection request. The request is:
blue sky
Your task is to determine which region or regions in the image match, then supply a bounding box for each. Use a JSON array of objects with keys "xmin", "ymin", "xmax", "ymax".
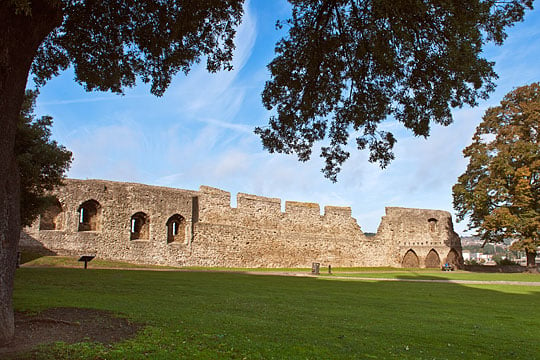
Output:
[{"xmin": 34, "ymin": 1, "xmax": 540, "ymax": 235}]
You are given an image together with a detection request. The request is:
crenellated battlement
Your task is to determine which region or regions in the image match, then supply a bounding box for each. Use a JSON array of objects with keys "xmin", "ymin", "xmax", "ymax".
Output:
[
  {"xmin": 196, "ymin": 186, "xmax": 359, "ymax": 233},
  {"xmin": 324, "ymin": 205, "xmax": 351, "ymax": 216},
  {"xmin": 20, "ymin": 179, "xmax": 462, "ymax": 269},
  {"xmin": 236, "ymin": 193, "xmax": 281, "ymax": 215},
  {"xmin": 284, "ymin": 201, "xmax": 320, "ymax": 216},
  {"xmin": 199, "ymin": 186, "xmax": 231, "ymax": 208}
]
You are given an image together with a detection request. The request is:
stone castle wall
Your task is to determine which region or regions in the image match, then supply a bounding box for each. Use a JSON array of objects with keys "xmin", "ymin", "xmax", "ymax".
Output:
[
  {"xmin": 21, "ymin": 179, "xmax": 463, "ymax": 268},
  {"xmin": 375, "ymin": 207, "xmax": 463, "ymax": 268}
]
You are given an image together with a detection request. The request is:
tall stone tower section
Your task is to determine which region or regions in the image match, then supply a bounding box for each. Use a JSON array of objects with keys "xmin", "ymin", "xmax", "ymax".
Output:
[{"xmin": 375, "ymin": 207, "xmax": 463, "ymax": 268}]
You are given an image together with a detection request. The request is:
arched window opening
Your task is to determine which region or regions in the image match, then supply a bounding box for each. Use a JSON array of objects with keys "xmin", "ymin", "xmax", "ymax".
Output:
[
  {"xmin": 39, "ymin": 200, "xmax": 63, "ymax": 230},
  {"xmin": 78, "ymin": 200, "xmax": 101, "ymax": 231},
  {"xmin": 402, "ymin": 249, "xmax": 420, "ymax": 268},
  {"xmin": 166, "ymin": 214, "xmax": 185, "ymax": 243},
  {"xmin": 425, "ymin": 249, "xmax": 441, "ymax": 268},
  {"xmin": 428, "ymin": 218, "xmax": 438, "ymax": 232},
  {"xmin": 130, "ymin": 212, "xmax": 149, "ymax": 240}
]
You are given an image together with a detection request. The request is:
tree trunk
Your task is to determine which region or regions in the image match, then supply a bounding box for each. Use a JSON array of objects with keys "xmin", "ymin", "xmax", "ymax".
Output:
[
  {"xmin": 526, "ymin": 250, "xmax": 537, "ymax": 269},
  {"xmin": 0, "ymin": 1, "xmax": 62, "ymax": 346}
]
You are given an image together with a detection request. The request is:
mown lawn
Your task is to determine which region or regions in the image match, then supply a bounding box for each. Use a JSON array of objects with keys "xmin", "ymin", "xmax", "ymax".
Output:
[
  {"xmin": 21, "ymin": 255, "xmax": 180, "ymax": 269},
  {"xmin": 11, "ymin": 267, "xmax": 540, "ymax": 359},
  {"xmin": 321, "ymin": 271, "xmax": 540, "ymax": 282}
]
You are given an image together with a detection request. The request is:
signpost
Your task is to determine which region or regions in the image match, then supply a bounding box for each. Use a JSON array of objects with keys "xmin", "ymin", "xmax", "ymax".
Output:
[{"xmin": 78, "ymin": 255, "xmax": 95, "ymax": 269}]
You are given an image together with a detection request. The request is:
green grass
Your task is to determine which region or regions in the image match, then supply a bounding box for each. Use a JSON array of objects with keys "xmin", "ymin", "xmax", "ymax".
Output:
[
  {"xmin": 11, "ymin": 267, "xmax": 540, "ymax": 359},
  {"xmin": 181, "ymin": 266, "xmax": 313, "ymax": 272},
  {"xmin": 24, "ymin": 256, "xmax": 539, "ymax": 283},
  {"xmin": 321, "ymin": 271, "xmax": 540, "ymax": 282},
  {"xmin": 20, "ymin": 256, "xmax": 434, "ymax": 273},
  {"xmin": 22, "ymin": 256, "xmax": 180, "ymax": 270}
]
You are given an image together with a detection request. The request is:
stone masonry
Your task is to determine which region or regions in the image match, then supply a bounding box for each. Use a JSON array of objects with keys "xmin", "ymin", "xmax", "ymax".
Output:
[{"xmin": 20, "ymin": 179, "xmax": 463, "ymax": 268}]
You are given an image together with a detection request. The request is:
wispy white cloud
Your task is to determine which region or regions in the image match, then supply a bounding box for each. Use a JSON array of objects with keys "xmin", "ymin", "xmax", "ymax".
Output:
[
  {"xmin": 38, "ymin": 95, "xmax": 147, "ymax": 106},
  {"xmin": 35, "ymin": 3, "xmax": 540, "ymax": 236},
  {"xmin": 67, "ymin": 122, "xmax": 146, "ymax": 181},
  {"xmin": 164, "ymin": 3, "xmax": 258, "ymax": 120},
  {"xmin": 194, "ymin": 117, "xmax": 253, "ymax": 134}
]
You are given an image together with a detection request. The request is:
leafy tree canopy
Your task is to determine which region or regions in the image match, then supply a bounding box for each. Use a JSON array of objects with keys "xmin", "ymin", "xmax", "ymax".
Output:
[
  {"xmin": 15, "ymin": 90, "xmax": 73, "ymax": 227},
  {"xmin": 256, "ymin": 0, "xmax": 533, "ymax": 181},
  {"xmin": 453, "ymin": 83, "xmax": 539, "ymax": 267},
  {"xmin": 26, "ymin": 0, "xmax": 245, "ymax": 96}
]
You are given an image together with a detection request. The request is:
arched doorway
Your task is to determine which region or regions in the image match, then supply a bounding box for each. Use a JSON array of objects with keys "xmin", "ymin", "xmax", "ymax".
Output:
[
  {"xmin": 78, "ymin": 200, "xmax": 101, "ymax": 231},
  {"xmin": 446, "ymin": 248, "xmax": 460, "ymax": 267},
  {"xmin": 402, "ymin": 249, "xmax": 420, "ymax": 268},
  {"xmin": 130, "ymin": 212, "xmax": 149, "ymax": 240},
  {"xmin": 425, "ymin": 249, "xmax": 441, "ymax": 268}
]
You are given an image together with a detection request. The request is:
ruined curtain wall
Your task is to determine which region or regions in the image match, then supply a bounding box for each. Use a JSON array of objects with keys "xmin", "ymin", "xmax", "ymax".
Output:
[
  {"xmin": 20, "ymin": 180, "xmax": 460, "ymax": 268},
  {"xmin": 21, "ymin": 180, "xmax": 390, "ymax": 267},
  {"xmin": 190, "ymin": 186, "xmax": 389, "ymax": 267},
  {"xmin": 21, "ymin": 179, "xmax": 198, "ymax": 266}
]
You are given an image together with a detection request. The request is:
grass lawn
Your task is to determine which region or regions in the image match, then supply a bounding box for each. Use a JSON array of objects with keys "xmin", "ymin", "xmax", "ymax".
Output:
[
  {"xmin": 10, "ymin": 267, "xmax": 540, "ymax": 359},
  {"xmin": 21, "ymin": 255, "xmax": 180, "ymax": 270},
  {"xmin": 321, "ymin": 271, "xmax": 540, "ymax": 282}
]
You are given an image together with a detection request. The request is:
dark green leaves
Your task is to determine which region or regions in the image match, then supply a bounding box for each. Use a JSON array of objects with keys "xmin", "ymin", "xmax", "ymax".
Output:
[
  {"xmin": 31, "ymin": 0, "xmax": 245, "ymax": 96},
  {"xmin": 256, "ymin": 0, "xmax": 532, "ymax": 181},
  {"xmin": 15, "ymin": 90, "xmax": 73, "ymax": 227}
]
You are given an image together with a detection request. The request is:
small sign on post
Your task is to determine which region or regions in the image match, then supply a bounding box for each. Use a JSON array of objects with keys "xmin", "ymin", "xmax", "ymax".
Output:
[
  {"xmin": 311, "ymin": 262, "xmax": 320, "ymax": 275},
  {"xmin": 78, "ymin": 255, "xmax": 95, "ymax": 269}
]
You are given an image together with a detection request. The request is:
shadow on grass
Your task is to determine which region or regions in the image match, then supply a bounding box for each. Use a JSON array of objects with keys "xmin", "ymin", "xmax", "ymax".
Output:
[
  {"xmin": 391, "ymin": 266, "xmax": 540, "ymax": 283},
  {"xmin": 18, "ymin": 232, "xmax": 57, "ymax": 264},
  {"xmin": 19, "ymin": 250, "xmax": 56, "ymax": 265},
  {"xmin": 9, "ymin": 267, "xmax": 540, "ymax": 359},
  {"xmin": 463, "ymin": 264, "xmax": 536, "ymax": 273}
]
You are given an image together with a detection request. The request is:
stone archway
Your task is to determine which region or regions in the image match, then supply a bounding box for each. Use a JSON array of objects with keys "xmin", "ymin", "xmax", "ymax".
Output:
[
  {"xmin": 446, "ymin": 248, "xmax": 460, "ymax": 267},
  {"xmin": 402, "ymin": 249, "xmax": 420, "ymax": 268},
  {"xmin": 425, "ymin": 249, "xmax": 441, "ymax": 268},
  {"xmin": 39, "ymin": 200, "xmax": 63, "ymax": 230}
]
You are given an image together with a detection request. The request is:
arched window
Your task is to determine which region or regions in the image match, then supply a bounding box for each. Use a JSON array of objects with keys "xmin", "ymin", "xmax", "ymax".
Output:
[
  {"xmin": 402, "ymin": 249, "xmax": 420, "ymax": 268},
  {"xmin": 78, "ymin": 200, "xmax": 101, "ymax": 231},
  {"xmin": 130, "ymin": 212, "xmax": 149, "ymax": 240},
  {"xmin": 425, "ymin": 249, "xmax": 441, "ymax": 268},
  {"xmin": 428, "ymin": 218, "xmax": 438, "ymax": 232},
  {"xmin": 166, "ymin": 214, "xmax": 185, "ymax": 243},
  {"xmin": 39, "ymin": 200, "xmax": 63, "ymax": 230}
]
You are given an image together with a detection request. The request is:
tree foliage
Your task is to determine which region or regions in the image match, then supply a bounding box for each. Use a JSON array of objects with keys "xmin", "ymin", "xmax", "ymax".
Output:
[
  {"xmin": 256, "ymin": 0, "xmax": 533, "ymax": 181},
  {"xmin": 453, "ymin": 83, "xmax": 540, "ymax": 267},
  {"xmin": 30, "ymin": 0, "xmax": 245, "ymax": 96},
  {"xmin": 15, "ymin": 90, "xmax": 73, "ymax": 227},
  {"xmin": 1, "ymin": 0, "xmax": 245, "ymax": 345}
]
